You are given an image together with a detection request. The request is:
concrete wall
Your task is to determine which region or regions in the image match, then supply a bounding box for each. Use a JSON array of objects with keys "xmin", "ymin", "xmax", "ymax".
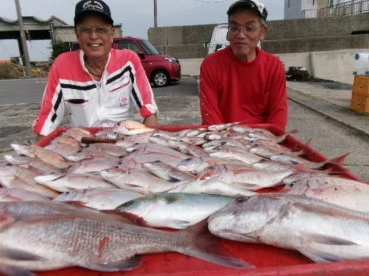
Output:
[
  {"xmin": 148, "ymin": 14, "xmax": 369, "ymax": 59},
  {"xmin": 267, "ymin": 14, "xmax": 369, "ymax": 40},
  {"xmin": 180, "ymin": 49, "xmax": 369, "ymax": 85}
]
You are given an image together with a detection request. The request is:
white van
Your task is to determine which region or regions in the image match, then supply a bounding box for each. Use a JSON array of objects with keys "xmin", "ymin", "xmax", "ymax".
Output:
[
  {"xmin": 206, "ymin": 24, "xmax": 261, "ymax": 55},
  {"xmin": 207, "ymin": 24, "xmax": 229, "ymax": 55}
]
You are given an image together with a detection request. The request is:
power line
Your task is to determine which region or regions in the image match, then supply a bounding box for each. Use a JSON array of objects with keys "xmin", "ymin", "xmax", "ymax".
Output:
[{"xmin": 194, "ymin": 0, "xmax": 231, "ymax": 3}]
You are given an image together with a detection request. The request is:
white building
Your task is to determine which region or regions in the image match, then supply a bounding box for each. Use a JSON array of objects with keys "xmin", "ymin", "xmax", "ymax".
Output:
[{"xmin": 284, "ymin": 0, "xmax": 353, "ymax": 19}]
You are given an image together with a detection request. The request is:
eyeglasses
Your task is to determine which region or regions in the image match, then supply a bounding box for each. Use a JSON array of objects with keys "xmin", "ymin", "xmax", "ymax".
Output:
[
  {"xmin": 228, "ymin": 24, "xmax": 264, "ymax": 35},
  {"xmin": 77, "ymin": 26, "xmax": 113, "ymax": 36}
]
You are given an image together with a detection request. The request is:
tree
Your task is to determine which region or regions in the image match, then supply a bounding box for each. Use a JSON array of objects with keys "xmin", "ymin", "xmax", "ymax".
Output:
[{"xmin": 50, "ymin": 40, "xmax": 70, "ymax": 61}]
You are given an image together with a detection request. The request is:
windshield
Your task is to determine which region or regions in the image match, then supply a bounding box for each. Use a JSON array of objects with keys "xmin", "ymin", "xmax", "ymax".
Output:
[{"xmin": 138, "ymin": 40, "xmax": 160, "ymax": 55}]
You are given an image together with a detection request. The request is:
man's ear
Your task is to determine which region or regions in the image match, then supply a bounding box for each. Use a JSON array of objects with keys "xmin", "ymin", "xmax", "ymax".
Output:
[
  {"xmin": 226, "ymin": 30, "xmax": 230, "ymax": 41},
  {"xmin": 260, "ymin": 25, "xmax": 268, "ymax": 41},
  {"xmin": 111, "ymin": 27, "xmax": 115, "ymax": 42}
]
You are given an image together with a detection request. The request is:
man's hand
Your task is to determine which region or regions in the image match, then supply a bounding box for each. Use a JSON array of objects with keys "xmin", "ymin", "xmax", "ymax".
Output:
[{"xmin": 143, "ymin": 114, "xmax": 158, "ymax": 127}]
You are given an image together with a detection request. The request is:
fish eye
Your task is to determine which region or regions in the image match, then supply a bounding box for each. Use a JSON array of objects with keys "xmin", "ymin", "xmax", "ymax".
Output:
[{"xmin": 236, "ymin": 197, "xmax": 249, "ymax": 203}]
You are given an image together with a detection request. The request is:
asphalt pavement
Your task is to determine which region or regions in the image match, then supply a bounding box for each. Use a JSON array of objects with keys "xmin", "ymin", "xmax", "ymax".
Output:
[{"xmin": 0, "ymin": 76, "xmax": 368, "ymax": 181}]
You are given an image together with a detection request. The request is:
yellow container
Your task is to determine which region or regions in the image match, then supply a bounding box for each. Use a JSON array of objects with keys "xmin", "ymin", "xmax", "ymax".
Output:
[
  {"xmin": 350, "ymin": 94, "xmax": 369, "ymax": 113},
  {"xmin": 352, "ymin": 75, "xmax": 369, "ymax": 96}
]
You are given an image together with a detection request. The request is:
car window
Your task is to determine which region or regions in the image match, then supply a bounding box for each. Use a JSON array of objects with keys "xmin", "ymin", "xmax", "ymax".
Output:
[{"xmin": 116, "ymin": 41, "xmax": 140, "ymax": 53}]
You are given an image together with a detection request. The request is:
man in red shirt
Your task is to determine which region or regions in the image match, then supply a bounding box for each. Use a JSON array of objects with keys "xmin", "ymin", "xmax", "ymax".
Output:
[{"xmin": 199, "ymin": 0, "xmax": 288, "ymax": 131}]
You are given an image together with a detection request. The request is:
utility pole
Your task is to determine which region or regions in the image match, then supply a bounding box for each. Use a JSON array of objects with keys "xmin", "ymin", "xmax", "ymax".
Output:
[
  {"xmin": 154, "ymin": 0, "xmax": 158, "ymax": 27},
  {"xmin": 14, "ymin": 0, "xmax": 32, "ymax": 77}
]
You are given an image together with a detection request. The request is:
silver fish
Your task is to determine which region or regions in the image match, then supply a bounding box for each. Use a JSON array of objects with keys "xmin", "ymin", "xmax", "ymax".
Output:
[
  {"xmin": 0, "ymin": 188, "xmax": 51, "ymax": 202},
  {"xmin": 116, "ymin": 192, "xmax": 235, "ymax": 229},
  {"xmin": 100, "ymin": 168, "xmax": 184, "ymax": 194},
  {"xmin": 197, "ymin": 164, "xmax": 294, "ymax": 191},
  {"xmin": 143, "ymin": 161, "xmax": 197, "ymax": 182},
  {"xmin": 11, "ymin": 143, "xmax": 72, "ymax": 169},
  {"xmin": 35, "ymin": 172, "xmax": 116, "ymax": 192},
  {"xmin": 169, "ymin": 176, "xmax": 256, "ymax": 197},
  {"xmin": 53, "ymin": 187, "xmax": 142, "ymax": 210},
  {"xmin": 67, "ymin": 156, "xmax": 120, "ymax": 174},
  {"xmin": 281, "ymin": 175, "xmax": 369, "ymax": 213},
  {"xmin": 0, "ymin": 164, "xmax": 59, "ymax": 198},
  {"xmin": 208, "ymin": 145, "xmax": 265, "ymax": 165},
  {"xmin": 115, "ymin": 132, "xmax": 153, "ymax": 148},
  {"xmin": 0, "ymin": 202, "xmax": 252, "ymax": 273},
  {"xmin": 4, "ymin": 154, "xmax": 61, "ymax": 175},
  {"xmin": 270, "ymin": 153, "xmax": 349, "ymax": 169},
  {"xmin": 208, "ymin": 193, "xmax": 369, "ymax": 262}
]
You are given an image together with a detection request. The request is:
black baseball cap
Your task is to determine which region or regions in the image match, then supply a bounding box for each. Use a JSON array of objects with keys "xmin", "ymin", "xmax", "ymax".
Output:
[
  {"xmin": 74, "ymin": 0, "xmax": 114, "ymax": 26},
  {"xmin": 227, "ymin": 0, "xmax": 268, "ymax": 20}
]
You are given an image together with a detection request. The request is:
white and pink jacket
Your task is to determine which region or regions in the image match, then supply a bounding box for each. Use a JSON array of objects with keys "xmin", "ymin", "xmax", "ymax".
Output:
[{"xmin": 33, "ymin": 49, "xmax": 158, "ymax": 136}]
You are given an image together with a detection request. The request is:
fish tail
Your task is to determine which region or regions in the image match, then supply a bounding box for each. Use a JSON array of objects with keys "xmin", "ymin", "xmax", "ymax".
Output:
[{"xmin": 177, "ymin": 219, "xmax": 254, "ymax": 269}]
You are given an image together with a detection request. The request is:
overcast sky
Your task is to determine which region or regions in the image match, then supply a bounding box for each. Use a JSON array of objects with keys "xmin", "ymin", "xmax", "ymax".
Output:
[{"xmin": 0, "ymin": 0, "xmax": 284, "ymax": 61}]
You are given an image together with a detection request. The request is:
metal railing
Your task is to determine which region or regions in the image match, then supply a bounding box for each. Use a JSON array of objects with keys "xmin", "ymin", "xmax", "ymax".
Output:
[
  {"xmin": 301, "ymin": 0, "xmax": 369, "ymax": 18},
  {"xmin": 319, "ymin": 0, "xmax": 369, "ymax": 17}
]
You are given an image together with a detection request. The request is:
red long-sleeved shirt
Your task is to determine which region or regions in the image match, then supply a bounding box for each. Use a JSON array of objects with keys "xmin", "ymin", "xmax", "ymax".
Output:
[{"xmin": 199, "ymin": 47, "xmax": 288, "ymax": 131}]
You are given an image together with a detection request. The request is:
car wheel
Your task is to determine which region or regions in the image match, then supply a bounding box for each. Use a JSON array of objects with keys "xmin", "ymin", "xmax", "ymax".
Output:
[{"xmin": 152, "ymin": 70, "xmax": 169, "ymax": 87}]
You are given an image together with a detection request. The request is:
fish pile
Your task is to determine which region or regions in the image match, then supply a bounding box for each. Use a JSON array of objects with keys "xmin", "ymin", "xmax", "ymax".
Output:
[{"xmin": 1, "ymin": 119, "xmax": 369, "ymax": 274}]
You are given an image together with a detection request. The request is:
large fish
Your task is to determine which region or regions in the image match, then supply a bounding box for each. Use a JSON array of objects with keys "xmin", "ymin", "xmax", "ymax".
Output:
[
  {"xmin": 169, "ymin": 176, "xmax": 256, "ymax": 197},
  {"xmin": 0, "ymin": 164, "xmax": 59, "ymax": 198},
  {"xmin": 11, "ymin": 143, "xmax": 72, "ymax": 169},
  {"xmin": 197, "ymin": 164, "xmax": 295, "ymax": 191},
  {"xmin": 280, "ymin": 175, "xmax": 369, "ymax": 212},
  {"xmin": 208, "ymin": 193, "xmax": 369, "ymax": 262},
  {"xmin": 53, "ymin": 187, "xmax": 142, "ymax": 210},
  {"xmin": 0, "ymin": 202, "xmax": 252, "ymax": 274},
  {"xmin": 116, "ymin": 192, "xmax": 235, "ymax": 229},
  {"xmin": 0, "ymin": 201, "xmax": 135, "ymax": 223},
  {"xmin": 35, "ymin": 172, "xmax": 116, "ymax": 192},
  {"xmin": 143, "ymin": 160, "xmax": 197, "ymax": 182},
  {"xmin": 0, "ymin": 188, "xmax": 51, "ymax": 202},
  {"xmin": 100, "ymin": 168, "xmax": 184, "ymax": 194},
  {"xmin": 208, "ymin": 145, "xmax": 265, "ymax": 165},
  {"xmin": 4, "ymin": 154, "xmax": 61, "ymax": 175}
]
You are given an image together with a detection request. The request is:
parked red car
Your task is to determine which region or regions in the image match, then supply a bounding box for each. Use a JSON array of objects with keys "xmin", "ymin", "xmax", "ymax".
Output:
[{"xmin": 72, "ymin": 37, "xmax": 181, "ymax": 87}]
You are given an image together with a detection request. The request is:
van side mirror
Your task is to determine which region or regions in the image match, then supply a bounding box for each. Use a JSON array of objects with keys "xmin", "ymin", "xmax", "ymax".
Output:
[
  {"xmin": 137, "ymin": 51, "xmax": 146, "ymax": 59},
  {"xmin": 203, "ymin": 41, "xmax": 210, "ymax": 48}
]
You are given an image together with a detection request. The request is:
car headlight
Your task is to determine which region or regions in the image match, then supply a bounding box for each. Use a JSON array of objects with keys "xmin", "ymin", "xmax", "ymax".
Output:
[{"xmin": 165, "ymin": 57, "xmax": 178, "ymax": 63}]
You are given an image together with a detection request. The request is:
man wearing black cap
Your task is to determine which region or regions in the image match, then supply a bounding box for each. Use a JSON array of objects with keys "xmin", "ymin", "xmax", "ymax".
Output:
[
  {"xmin": 199, "ymin": 0, "xmax": 288, "ymax": 131},
  {"xmin": 33, "ymin": 0, "xmax": 158, "ymax": 137}
]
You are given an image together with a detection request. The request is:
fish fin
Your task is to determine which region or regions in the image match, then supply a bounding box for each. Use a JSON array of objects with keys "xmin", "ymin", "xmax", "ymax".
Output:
[
  {"xmin": 179, "ymin": 219, "xmax": 255, "ymax": 269},
  {"xmin": 0, "ymin": 265, "xmax": 35, "ymax": 276},
  {"xmin": 298, "ymin": 246, "xmax": 345, "ymax": 263},
  {"xmin": 322, "ymin": 153, "xmax": 350, "ymax": 168},
  {"xmin": 276, "ymin": 129, "xmax": 299, "ymax": 143},
  {"xmin": 83, "ymin": 255, "xmax": 142, "ymax": 272},
  {"xmin": 110, "ymin": 210, "xmax": 151, "ymax": 227},
  {"xmin": 0, "ymin": 248, "xmax": 45, "ymax": 261},
  {"xmin": 303, "ymin": 233, "xmax": 358, "ymax": 246},
  {"xmin": 291, "ymin": 202, "xmax": 369, "ymax": 222}
]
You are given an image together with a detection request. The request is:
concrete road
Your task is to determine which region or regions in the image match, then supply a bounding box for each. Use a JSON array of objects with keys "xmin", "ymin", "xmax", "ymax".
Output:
[{"xmin": 0, "ymin": 77, "xmax": 368, "ymax": 181}]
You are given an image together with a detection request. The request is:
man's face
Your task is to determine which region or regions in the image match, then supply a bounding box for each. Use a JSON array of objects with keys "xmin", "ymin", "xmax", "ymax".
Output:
[
  {"xmin": 228, "ymin": 9, "xmax": 267, "ymax": 61},
  {"xmin": 75, "ymin": 15, "xmax": 114, "ymax": 60}
]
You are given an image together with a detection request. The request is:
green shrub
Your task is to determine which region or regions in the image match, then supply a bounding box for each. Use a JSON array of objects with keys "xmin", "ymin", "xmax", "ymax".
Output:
[{"xmin": 50, "ymin": 40, "xmax": 70, "ymax": 61}]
